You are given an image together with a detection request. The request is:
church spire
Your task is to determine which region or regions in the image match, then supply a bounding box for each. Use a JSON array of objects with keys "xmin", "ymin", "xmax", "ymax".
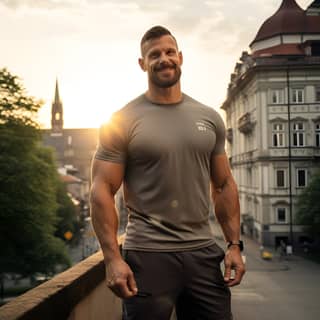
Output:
[
  {"xmin": 51, "ymin": 78, "xmax": 63, "ymax": 133},
  {"xmin": 54, "ymin": 78, "xmax": 61, "ymax": 103}
]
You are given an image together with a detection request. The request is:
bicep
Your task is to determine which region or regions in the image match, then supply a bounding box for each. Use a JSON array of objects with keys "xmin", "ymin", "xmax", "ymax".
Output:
[
  {"xmin": 210, "ymin": 153, "xmax": 232, "ymax": 189},
  {"xmin": 91, "ymin": 159, "xmax": 125, "ymax": 196}
]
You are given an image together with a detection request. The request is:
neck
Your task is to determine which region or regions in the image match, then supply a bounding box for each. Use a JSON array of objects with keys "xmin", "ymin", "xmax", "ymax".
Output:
[{"xmin": 145, "ymin": 82, "xmax": 182, "ymax": 104}]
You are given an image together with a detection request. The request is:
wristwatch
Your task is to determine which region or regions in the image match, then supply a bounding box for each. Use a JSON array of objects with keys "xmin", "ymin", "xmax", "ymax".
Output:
[{"xmin": 227, "ymin": 240, "xmax": 244, "ymax": 251}]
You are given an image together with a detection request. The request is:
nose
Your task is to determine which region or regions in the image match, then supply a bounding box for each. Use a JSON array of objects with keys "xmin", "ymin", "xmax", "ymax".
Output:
[
  {"xmin": 159, "ymin": 59, "xmax": 167, "ymax": 67},
  {"xmin": 159, "ymin": 52, "xmax": 170, "ymax": 64}
]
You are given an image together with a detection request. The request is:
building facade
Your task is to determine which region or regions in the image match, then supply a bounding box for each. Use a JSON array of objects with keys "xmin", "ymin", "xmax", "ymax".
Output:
[
  {"xmin": 42, "ymin": 81, "xmax": 130, "ymax": 230},
  {"xmin": 42, "ymin": 80, "xmax": 98, "ymax": 203},
  {"xmin": 222, "ymin": 0, "xmax": 320, "ymax": 247}
]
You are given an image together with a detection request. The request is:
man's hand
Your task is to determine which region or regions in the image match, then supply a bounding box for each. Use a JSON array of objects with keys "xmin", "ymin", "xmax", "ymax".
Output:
[
  {"xmin": 105, "ymin": 257, "xmax": 138, "ymax": 298},
  {"xmin": 223, "ymin": 246, "xmax": 245, "ymax": 287}
]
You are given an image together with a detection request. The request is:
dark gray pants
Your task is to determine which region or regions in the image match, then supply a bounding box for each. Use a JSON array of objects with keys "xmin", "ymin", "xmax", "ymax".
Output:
[{"xmin": 122, "ymin": 244, "xmax": 232, "ymax": 320}]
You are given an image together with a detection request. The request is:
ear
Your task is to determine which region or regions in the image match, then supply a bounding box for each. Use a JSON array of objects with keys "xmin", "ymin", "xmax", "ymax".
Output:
[
  {"xmin": 179, "ymin": 51, "xmax": 183, "ymax": 66},
  {"xmin": 138, "ymin": 58, "xmax": 146, "ymax": 72}
]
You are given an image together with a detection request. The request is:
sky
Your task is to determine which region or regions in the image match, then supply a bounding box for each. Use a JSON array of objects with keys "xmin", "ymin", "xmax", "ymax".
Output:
[{"xmin": 0, "ymin": 0, "xmax": 312, "ymax": 128}]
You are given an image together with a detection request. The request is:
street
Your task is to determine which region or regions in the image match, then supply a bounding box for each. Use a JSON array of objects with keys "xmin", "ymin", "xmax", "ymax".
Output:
[
  {"xmin": 212, "ymin": 224, "xmax": 320, "ymax": 320},
  {"xmin": 68, "ymin": 217, "xmax": 100, "ymax": 265}
]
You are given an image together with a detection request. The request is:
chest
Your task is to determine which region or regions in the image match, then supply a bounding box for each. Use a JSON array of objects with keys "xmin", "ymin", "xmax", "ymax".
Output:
[{"xmin": 127, "ymin": 109, "xmax": 217, "ymax": 161}]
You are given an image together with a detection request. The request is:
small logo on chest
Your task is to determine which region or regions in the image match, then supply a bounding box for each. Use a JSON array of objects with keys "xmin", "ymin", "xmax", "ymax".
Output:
[{"xmin": 196, "ymin": 121, "xmax": 207, "ymax": 132}]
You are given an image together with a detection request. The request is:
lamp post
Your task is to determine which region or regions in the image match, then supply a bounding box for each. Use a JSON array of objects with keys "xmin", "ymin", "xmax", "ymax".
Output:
[
  {"xmin": 80, "ymin": 228, "xmax": 85, "ymax": 260},
  {"xmin": 286, "ymin": 67, "xmax": 294, "ymax": 250}
]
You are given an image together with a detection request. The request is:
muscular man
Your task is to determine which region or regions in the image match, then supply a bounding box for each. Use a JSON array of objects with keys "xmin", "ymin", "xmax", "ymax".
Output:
[{"xmin": 90, "ymin": 26, "xmax": 245, "ymax": 320}]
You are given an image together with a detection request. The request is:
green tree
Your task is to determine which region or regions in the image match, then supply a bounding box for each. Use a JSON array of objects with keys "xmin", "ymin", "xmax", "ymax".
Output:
[
  {"xmin": 0, "ymin": 68, "xmax": 70, "ymax": 280},
  {"xmin": 296, "ymin": 171, "xmax": 320, "ymax": 237}
]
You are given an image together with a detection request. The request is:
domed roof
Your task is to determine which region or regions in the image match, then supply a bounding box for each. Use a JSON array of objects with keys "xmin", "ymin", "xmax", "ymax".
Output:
[
  {"xmin": 307, "ymin": 0, "xmax": 320, "ymax": 9},
  {"xmin": 250, "ymin": 0, "xmax": 305, "ymax": 46}
]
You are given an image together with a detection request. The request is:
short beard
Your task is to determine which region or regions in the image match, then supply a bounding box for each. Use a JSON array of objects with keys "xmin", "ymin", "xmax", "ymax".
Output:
[{"xmin": 149, "ymin": 65, "xmax": 182, "ymax": 88}]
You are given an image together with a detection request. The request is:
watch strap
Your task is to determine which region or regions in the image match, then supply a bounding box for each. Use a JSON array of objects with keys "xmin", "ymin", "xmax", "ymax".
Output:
[{"xmin": 227, "ymin": 240, "xmax": 244, "ymax": 251}]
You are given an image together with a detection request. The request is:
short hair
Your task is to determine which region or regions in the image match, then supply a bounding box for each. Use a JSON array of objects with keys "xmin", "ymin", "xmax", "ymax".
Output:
[{"xmin": 140, "ymin": 26, "xmax": 178, "ymax": 56}]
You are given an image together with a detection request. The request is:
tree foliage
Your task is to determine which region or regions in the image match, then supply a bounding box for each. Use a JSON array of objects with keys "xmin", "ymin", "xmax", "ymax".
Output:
[
  {"xmin": 0, "ymin": 68, "xmax": 41, "ymax": 127},
  {"xmin": 296, "ymin": 170, "xmax": 320, "ymax": 237},
  {"xmin": 0, "ymin": 68, "xmax": 70, "ymax": 277}
]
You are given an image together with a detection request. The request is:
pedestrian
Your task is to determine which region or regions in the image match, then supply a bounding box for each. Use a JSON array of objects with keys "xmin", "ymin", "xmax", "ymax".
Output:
[{"xmin": 90, "ymin": 25, "xmax": 245, "ymax": 320}]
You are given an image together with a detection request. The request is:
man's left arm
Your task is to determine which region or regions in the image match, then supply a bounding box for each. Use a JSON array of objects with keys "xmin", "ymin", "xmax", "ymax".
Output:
[{"xmin": 211, "ymin": 153, "xmax": 245, "ymax": 287}]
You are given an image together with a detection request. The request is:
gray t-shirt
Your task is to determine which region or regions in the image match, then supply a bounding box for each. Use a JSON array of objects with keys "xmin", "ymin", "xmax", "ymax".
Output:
[{"xmin": 95, "ymin": 93, "xmax": 226, "ymax": 251}]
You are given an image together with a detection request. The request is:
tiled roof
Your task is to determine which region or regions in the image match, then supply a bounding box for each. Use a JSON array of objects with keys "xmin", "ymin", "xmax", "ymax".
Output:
[
  {"xmin": 251, "ymin": 0, "xmax": 320, "ymax": 46},
  {"xmin": 307, "ymin": 0, "xmax": 320, "ymax": 9}
]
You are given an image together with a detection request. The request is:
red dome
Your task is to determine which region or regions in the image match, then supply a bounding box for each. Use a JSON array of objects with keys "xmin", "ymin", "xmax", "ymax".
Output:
[{"xmin": 250, "ymin": 0, "xmax": 305, "ymax": 46}]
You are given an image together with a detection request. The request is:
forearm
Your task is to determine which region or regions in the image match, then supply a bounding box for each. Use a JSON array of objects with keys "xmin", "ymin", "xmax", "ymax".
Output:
[
  {"xmin": 212, "ymin": 177, "xmax": 240, "ymax": 242},
  {"xmin": 90, "ymin": 183, "xmax": 121, "ymax": 264}
]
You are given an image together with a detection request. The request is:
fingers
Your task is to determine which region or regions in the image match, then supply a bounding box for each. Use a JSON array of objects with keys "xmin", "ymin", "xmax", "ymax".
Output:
[
  {"xmin": 127, "ymin": 271, "xmax": 138, "ymax": 295},
  {"xmin": 107, "ymin": 275, "xmax": 136, "ymax": 298},
  {"xmin": 224, "ymin": 251, "xmax": 246, "ymax": 287},
  {"xmin": 223, "ymin": 260, "xmax": 232, "ymax": 283},
  {"xmin": 226, "ymin": 265, "xmax": 245, "ymax": 287},
  {"xmin": 105, "ymin": 259, "xmax": 138, "ymax": 299}
]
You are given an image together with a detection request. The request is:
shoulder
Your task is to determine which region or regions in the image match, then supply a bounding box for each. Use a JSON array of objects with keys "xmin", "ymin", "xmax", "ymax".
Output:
[
  {"xmin": 100, "ymin": 94, "xmax": 147, "ymax": 128},
  {"xmin": 117, "ymin": 94, "xmax": 147, "ymax": 115}
]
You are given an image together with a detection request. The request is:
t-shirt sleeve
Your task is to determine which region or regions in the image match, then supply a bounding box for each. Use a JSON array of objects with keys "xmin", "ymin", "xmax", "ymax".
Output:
[
  {"xmin": 212, "ymin": 110, "xmax": 226, "ymax": 155},
  {"xmin": 94, "ymin": 113, "xmax": 127, "ymax": 163}
]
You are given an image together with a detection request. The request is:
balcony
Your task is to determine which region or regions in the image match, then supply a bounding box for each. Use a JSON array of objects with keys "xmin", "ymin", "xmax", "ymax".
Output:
[{"xmin": 238, "ymin": 112, "xmax": 255, "ymax": 134}]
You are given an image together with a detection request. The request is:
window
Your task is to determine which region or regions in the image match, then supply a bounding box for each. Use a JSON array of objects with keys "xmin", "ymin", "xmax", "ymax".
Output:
[
  {"xmin": 276, "ymin": 169, "xmax": 285, "ymax": 187},
  {"xmin": 68, "ymin": 136, "xmax": 72, "ymax": 146},
  {"xmin": 316, "ymin": 123, "xmax": 320, "ymax": 147},
  {"xmin": 292, "ymin": 122, "xmax": 305, "ymax": 147},
  {"xmin": 315, "ymin": 88, "xmax": 320, "ymax": 102},
  {"xmin": 292, "ymin": 89, "xmax": 304, "ymax": 104},
  {"xmin": 297, "ymin": 169, "xmax": 307, "ymax": 187},
  {"xmin": 272, "ymin": 123, "xmax": 285, "ymax": 147},
  {"xmin": 276, "ymin": 208, "xmax": 287, "ymax": 223},
  {"xmin": 55, "ymin": 112, "xmax": 60, "ymax": 121},
  {"xmin": 311, "ymin": 43, "xmax": 320, "ymax": 56},
  {"xmin": 247, "ymin": 168, "xmax": 252, "ymax": 186},
  {"xmin": 271, "ymin": 90, "xmax": 282, "ymax": 104}
]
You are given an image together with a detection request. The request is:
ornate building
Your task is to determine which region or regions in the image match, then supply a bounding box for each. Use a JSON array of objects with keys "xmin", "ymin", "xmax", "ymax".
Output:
[
  {"xmin": 222, "ymin": 0, "xmax": 320, "ymax": 247},
  {"xmin": 42, "ymin": 81, "xmax": 131, "ymax": 232},
  {"xmin": 42, "ymin": 80, "xmax": 98, "ymax": 202}
]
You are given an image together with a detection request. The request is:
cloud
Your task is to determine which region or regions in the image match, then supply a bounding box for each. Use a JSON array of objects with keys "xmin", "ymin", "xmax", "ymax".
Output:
[
  {"xmin": 0, "ymin": 0, "xmax": 79, "ymax": 10},
  {"xmin": 160, "ymin": 1, "xmax": 278, "ymax": 54},
  {"xmin": 0, "ymin": 0, "xmax": 313, "ymax": 55}
]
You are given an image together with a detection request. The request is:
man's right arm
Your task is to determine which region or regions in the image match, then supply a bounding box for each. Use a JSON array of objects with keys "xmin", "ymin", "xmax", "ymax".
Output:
[{"xmin": 90, "ymin": 158, "xmax": 137, "ymax": 298}]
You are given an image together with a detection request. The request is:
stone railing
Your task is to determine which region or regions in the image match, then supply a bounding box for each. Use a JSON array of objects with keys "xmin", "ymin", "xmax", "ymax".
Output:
[
  {"xmin": 0, "ymin": 232, "xmax": 178, "ymax": 320},
  {"xmin": 0, "ymin": 251, "xmax": 122, "ymax": 320}
]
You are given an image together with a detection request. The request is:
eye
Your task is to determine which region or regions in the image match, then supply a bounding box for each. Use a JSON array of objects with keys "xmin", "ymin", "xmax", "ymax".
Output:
[
  {"xmin": 148, "ymin": 51, "xmax": 160, "ymax": 59},
  {"xmin": 167, "ymin": 49, "xmax": 176, "ymax": 55}
]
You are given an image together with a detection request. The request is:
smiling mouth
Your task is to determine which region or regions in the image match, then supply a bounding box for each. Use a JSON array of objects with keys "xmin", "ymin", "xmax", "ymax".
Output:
[
  {"xmin": 158, "ymin": 68, "xmax": 172, "ymax": 72},
  {"xmin": 156, "ymin": 66, "xmax": 175, "ymax": 72}
]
